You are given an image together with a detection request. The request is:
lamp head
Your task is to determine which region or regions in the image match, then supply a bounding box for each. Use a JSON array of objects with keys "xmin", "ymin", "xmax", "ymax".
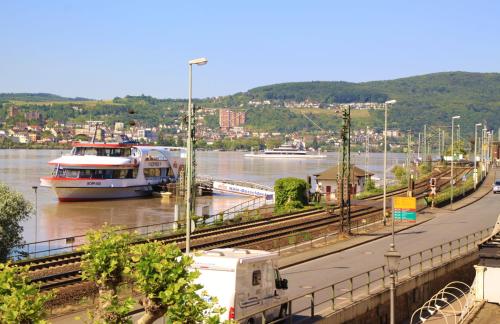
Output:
[
  {"xmin": 385, "ymin": 100, "xmax": 397, "ymax": 105},
  {"xmin": 189, "ymin": 57, "xmax": 208, "ymax": 65},
  {"xmin": 476, "ymin": 123, "xmax": 482, "ymax": 126},
  {"xmin": 452, "ymin": 115, "xmax": 461, "ymax": 120},
  {"xmin": 384, "ymin": 245, "xmax": 401, "ymax": 274}
]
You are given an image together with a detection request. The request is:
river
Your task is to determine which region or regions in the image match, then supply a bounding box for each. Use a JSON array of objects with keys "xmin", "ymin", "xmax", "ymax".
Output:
[{"xmin": 0, "ymin": 149, "xmax": 406, "ymax": 243}]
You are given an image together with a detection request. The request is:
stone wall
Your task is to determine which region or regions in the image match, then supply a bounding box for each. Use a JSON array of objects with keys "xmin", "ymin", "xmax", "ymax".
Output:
[{"xmin": 318, "ymin": 251, "xmax": 478, "ymax": 324}]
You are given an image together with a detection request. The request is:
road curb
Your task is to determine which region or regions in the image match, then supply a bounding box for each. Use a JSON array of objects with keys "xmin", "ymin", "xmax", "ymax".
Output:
[
  {"xmin": 279, "ymin": 216, "xmax": 435, "ymax": 269},
  {"xmin": 448, "ymin": 170, "xmax": 495, "ymax": 211}
]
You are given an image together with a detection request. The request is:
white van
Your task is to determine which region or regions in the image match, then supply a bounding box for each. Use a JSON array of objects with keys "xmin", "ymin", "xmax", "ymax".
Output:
[{"xmin": 192, "ymin": 248, "xmax": 289, "ymax": 323}]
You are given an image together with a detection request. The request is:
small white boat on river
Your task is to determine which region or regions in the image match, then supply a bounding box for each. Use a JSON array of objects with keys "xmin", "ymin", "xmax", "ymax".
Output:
[
  {"xmin": 244, "ymin": 140, "xmax": 326, "ymax": 159},
  {"xmin": 40, "ymin": 141, "xmax": 185, "ymax": 202}
]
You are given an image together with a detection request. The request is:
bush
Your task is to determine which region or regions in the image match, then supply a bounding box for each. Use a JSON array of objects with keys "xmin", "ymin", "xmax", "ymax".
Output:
[
  {"xmin": 274, "ymin": 177, "xmax": 309, "ymax": 213},
  {"xmin": 0, "ymin": 183, "xmax": 32, "ymax": 262},
  {"xmin": 0, "ymin": 263, "xmax": 53, "ymax": 323}
]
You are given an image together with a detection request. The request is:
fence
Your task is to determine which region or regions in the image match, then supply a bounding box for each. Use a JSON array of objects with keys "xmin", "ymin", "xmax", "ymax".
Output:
[
  {"xmin": 239, "ymin": 226, "xmax": 494, "ymax": 323},
  {"xmin": 204, "ymin": 196, "xmax": 269, "ymax": 225},
  {"xmin": 13, "ymin": 197, "xmax": 272, "ymax": 260},
  {"xmin": 12, "ymin": 220, "xmax": 181, "ymax": 260}
]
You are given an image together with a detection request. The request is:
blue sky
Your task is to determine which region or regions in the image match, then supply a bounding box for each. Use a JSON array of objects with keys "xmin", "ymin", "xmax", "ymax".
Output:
[{"xmin": 1, "ymin": 1, "xmax": 499, "ymax": 99}]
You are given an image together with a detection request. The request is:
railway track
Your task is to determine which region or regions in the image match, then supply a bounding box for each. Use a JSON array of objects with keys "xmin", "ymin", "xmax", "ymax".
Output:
[
  {"xmin": 35, "ymin": 205, "xmax": 379, "ymax": 291},
  {"xmin": 23, "ymin": 167, "xmax": 468, "ymax": 291}
]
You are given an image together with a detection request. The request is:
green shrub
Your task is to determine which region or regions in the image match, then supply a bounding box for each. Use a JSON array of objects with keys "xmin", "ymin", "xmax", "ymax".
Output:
[{"xmin": 274, "ymin": 177, "xmax": 309, "ymax": 212}]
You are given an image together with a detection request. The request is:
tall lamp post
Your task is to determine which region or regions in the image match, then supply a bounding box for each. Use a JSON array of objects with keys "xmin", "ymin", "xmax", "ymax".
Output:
[
  {"xmin": 384, "ymin": 185, "xmax": 400, "ymax": 324},
  {"xmin": 385, "ymin": 243, "xmax": 400, "ymax": 324},
  {"xmin": 383, "ymin": 100, "xmax": 397, "ymax": 226},
  {"xmin": 450, "ymin": 116, "xmax": 460, "ymax": 210},
  {"xmin": 31, "ymin": 185, "xmax": 38, "ymax": 255},
  {"xmin": 185, "ymin": 57, "xmax": 208, "ymax": 254},
  {"xmin": 474, "ymin": 123, "xmax": 482, "ymax": 189}
]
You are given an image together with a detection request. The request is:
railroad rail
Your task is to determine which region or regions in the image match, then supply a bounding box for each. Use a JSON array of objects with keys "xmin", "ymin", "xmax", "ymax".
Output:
[
  {"xmin": 34, "ymin": 205, "xmax": 380, "ymax": 291},
  {"xmin": 21, "ymin": 168, "xmax": 470, "ymax": 292}
]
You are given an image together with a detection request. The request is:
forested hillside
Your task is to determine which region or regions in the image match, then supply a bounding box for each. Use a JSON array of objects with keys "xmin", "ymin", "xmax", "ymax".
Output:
[
  {"xmin": 238, "ymin": 72, "xmax": 500, "ymax": 134},
  {"xmin": 2, "ymin": 72, "xmax": 500, "ymax": 135}
]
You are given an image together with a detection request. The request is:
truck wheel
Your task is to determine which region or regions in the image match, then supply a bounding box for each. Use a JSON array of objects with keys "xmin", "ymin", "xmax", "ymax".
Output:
[{"xmin": 246, "ymin": 319, "xmax": 255, "ymax": 324}]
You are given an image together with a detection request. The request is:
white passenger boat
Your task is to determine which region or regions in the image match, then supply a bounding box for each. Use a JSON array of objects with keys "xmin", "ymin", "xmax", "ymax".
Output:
[
  {"xmin": 244, "ymin": 140, "xmax": 326, "ymax": 159},
  {"xmin": 40, "ymin": 141, "xmax": 185, "ymax": 201}
]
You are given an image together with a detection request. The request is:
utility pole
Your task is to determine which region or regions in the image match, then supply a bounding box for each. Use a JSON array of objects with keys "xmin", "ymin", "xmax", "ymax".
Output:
[
  {"xmin": 406, "ymin": 132, "xmax": 411, "ymax": 187},
  {"xmin": 339, "ymin": 106, "xmax": 351, "ymax": 234},
  {"xmin": 438, "ymin": 128, "xmax": 441, "ymax": 159},
  {"xmin": 365, "ymin": 126, "xmax": 369, "ymax": 188},
  {"xmin": 185, "ymin": 57, "xmax": 208, "ymax": 254},
  {"xmin": 417, "ymin": 133, "xmax": 421, "ymax": 160},
  {"xmin": 424, "ymin": 124, "xmax": 427, "ymax": 161}
]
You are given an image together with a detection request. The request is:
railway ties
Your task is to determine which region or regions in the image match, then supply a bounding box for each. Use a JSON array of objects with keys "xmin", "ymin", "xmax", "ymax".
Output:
[{"xmin": 25, "ymin": 167, "xmax": 467, "ymax": 291}]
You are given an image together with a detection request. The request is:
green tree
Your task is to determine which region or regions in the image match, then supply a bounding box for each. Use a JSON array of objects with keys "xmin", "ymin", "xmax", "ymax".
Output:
[
  {"xmin": 127, "ymin": 242, "xmax": 224, "ymax": 324},
  {"xmin": 392, "ymin": 165, "xmax": 408, "ymax": 186},
  {"xmin": 0, "ymin": 262, "xmax": 53, "ymax": 324},
  {"xmin": 0, "ymin": 183, "xmax": 32, "ymax": 262},
  {"xmin": 80, "ymin": 225, "xmax": 134, "ymax": 323},
  {"xmin": 365, "ymin": 178, "xmax": 377, "ymax": 191},
  {"xmin": 444, "ymin": 140, "xmax": 467, "ymax": 157},
  {"xmin": 274, "ymin": 177, "xmax": 309, "ymax": 212}
]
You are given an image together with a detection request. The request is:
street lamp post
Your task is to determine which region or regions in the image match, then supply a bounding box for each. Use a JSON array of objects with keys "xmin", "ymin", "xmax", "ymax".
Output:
[
  {"xmin": 31, "ymin": 185, "xmax": 38, "ymax": 255},
  {"xmin": 481, "ymin": 128, "xmax": 486, "ymax": 179},
  {"xmin": 383, "ymin": 100, "xmax": 396, "ymax": 226},
  {"xmin": 385, "ymin": 244, "xmax": 401, "ymax": 324},
  {"xmin": 185, "ymin": 57, "xmax": 208, "ymax": 254},
  {"xmin": 474, "ymin": 123, "xmax": 482, "ymax": 189},
  {"xmin": 450, "ymin": 116, "xmax": 460, "ymax": 210}
]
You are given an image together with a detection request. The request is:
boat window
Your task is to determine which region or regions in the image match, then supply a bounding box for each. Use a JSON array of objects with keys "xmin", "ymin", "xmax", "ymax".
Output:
[
  {"xmin": 144, "ymin": 168, "xmax": 161, "ymax": 178},
  {"xmin": 58, "ymin": 168, "xmax": 137, "ymax": 179},
  {"xmin": 84, "ymin": 148, "xmax": 98, "ymax": 156},
  {"xmin": 64, "ymin": 169, "xmax": 80, "ymax": 178},
  {"xmin": 74, "ymin": 147, "xmax": 85, "ymax": 155},
  {"xmin": 79, "ymin": 169, "xmax": 92, "ymax": 178}
]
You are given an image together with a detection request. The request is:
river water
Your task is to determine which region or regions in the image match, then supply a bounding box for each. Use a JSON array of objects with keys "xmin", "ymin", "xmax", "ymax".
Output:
[{"xmin": 0, "ymin": 149, "xmax": 406, "ymax": 243}]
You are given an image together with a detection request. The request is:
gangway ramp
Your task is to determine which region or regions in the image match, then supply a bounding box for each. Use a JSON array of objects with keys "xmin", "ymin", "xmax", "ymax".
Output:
[{"xmin": 197, "ymin": 176, "xmax": 274, "ymax": 201}]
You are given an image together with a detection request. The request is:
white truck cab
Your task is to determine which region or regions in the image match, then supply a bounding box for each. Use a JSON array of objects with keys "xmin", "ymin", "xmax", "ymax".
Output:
[{"xmin": 192, "ymin": 248, "xmax": 288, "ymax": 323}]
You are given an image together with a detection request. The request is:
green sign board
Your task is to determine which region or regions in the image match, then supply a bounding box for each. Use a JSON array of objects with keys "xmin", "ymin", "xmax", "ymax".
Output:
[{"xmin": 394, "ymin": 209, "xmax": 417, "ymax": 222}]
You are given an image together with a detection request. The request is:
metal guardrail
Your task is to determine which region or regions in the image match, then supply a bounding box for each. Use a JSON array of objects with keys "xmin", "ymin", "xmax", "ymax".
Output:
[
  {"xmin": 239, "ymin": 226, "xmax": 494, "ymax": 323},
  {"xmin": 12, "ymin": 220, "xmax": 181, "ymax": 259},
  {"xmin": 205, "ymin": 196, "xmax": 268, "ymax": 222}
]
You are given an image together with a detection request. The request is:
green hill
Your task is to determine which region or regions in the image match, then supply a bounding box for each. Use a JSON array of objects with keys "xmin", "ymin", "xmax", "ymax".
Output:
[
  {"xmin": 0, "ymin": 93, "xmax": 91, "ymax": 102},
  {"xmin": 1, "ymin": 72, "xmax": 499, "ymax": 136},
  {"xmin": 239, "ymin": 72, "xmax": 500, "ymax": 134}
]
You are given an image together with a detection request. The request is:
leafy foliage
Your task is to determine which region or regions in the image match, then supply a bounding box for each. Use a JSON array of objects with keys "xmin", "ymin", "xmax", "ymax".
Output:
[
  {"xmin": 80, "ymin": 225, "xmax": 134, "ymax": 323},
  {"xmin": 0, "ymin": 262, "xmax": 53, "ymax": 324},
  {"xmin": 274, "ymin": 177, "xmax": 309, "ymax": 212},
  {"xmin": 0, "ymin": 183, "xmax": 32, "ymax": 262},
  {"xmin": 80, "ymin": 225, "xmax": 133, "ymax": 289},
  {"xmin": 392, "ymin": 165, "xmax": 408, "ymax": 186},
  {"xmin": 127, "ymin": 241, "xmax": 224, "ymax": 324}
]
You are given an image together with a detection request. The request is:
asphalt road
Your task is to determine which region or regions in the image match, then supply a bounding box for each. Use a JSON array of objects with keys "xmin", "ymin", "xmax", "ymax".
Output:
[{"xmin": 281, "ymin": 191, "xmax": 500, "ymax": 313}]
